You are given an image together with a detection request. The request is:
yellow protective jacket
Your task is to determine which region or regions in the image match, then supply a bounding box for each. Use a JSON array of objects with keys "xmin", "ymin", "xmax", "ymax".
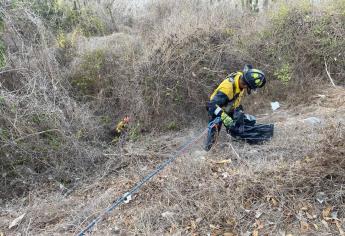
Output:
[
  {"xmin": 115, "ymin": 120, "xmax": 128, "ymax": 134},
  {"xmin": 208, "ymin": 72, "xmax": 244, "ymax": 116}
]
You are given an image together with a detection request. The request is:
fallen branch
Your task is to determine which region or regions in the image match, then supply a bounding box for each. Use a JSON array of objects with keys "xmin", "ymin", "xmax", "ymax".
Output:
[
  {"xmin": 1, "ymin": 129, "xmax": 61, "ymax": 148},
  {"xmin": 0, "ymin": 68, "xmax": 29, "ymax": 75},
  {"xmin": 324, "ymin": 58, "xmax": 336, "ymax": 87}
]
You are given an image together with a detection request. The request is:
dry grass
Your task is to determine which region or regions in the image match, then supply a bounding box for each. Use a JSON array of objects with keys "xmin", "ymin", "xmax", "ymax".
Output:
[
  {"xmin": 1, "ymin": 1, "xmax": 345, "ymax": 235},
  {"xmin": 1, "ymin": 87, "xmax": 344, "ymax": 235}
]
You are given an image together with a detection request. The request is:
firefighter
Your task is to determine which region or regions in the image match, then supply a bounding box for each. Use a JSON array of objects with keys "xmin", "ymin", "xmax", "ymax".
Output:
[
  {"xmin": 204, "ymin": 65, "xmax": 266, "ymax": 151},
  {"xmin": 111, "ymin": 116, "xmax": 130, "ymax": 142}
]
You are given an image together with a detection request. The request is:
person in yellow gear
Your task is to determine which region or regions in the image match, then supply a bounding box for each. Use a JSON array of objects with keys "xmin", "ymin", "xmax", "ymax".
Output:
[
  {"xmin": 111, "ymin": 116, "xmax": 130, "ymax": 142},
  {"xmin": 204, "ymin": 65, "xmax": 266, "ymax": 151}
]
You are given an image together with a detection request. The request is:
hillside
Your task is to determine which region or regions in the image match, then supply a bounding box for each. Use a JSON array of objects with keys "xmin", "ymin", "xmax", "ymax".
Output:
[
  {"xmin": 1, "ymin": 86, "xmax": 344, "ymax": 235},
  {"xmin": 0, "ymin": 0, "xmax": 345, "ymax": 235}
]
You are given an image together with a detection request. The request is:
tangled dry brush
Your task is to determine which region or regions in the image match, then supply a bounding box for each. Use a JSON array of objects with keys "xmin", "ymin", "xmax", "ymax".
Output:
[{"xmin": 0, "ymin": 0, "xmax": 345, "ymax": 235}]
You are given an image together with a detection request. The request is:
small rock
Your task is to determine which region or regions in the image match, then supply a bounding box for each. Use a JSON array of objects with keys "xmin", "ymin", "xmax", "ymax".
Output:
[
  {"xmin": 111, "ymin": 226, "xmax": 121, "ymax": 234},
  {"xmin": 193, "ymin": 150, "xmax": 207, "ymax": 160},
  {"xmin": 255, "ymin": 211, "xmax": 263, "ymax": 219},
  {"xmin": 59, "ymin": 183, "xmax": 66, "ymax": 190},
  {"xmin": 243, "ymin": 231, "xmax": 251, "ymax": 236},
  {"xmin": 161, "ymin": 211, "xmax": 175, "ymax": 218},
  {"xmin": 221, "ymin": 172, "xmax": 229, "ymax": 179},
  {"xmin": 316, "ymin": 192, "xmax": 327, "ymax": 204},
  {"xmin": 278, "ymin": 230, "xmax": 286, "ymax": 236},
  {"xmin": 304, "ymin": 117, "xmax": 322, "ymax": 125},
  {"xmin": 316, "ymin": 94, "xmax": 326, "ymax": 99}
]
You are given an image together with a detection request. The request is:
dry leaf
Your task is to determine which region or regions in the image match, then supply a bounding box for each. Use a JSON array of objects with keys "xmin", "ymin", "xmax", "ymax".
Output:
[
  {"xmin": 215, "ymin": 159, "xmax": 231, "ymax": 164},
  {"xmin": 306, "ymin": 212, "xmax": 314, "ymax": 219},
  {"xmin": 9, "ymin": 213, "xmax": 26, "ymax": 229},
  {"xmin": 300, "ymin": 221, "xmax": 309, "ymax": 233},
  {"xmin": 255, "ymin": 220, "xmax": 264, "ymax": 230},
  {"xmin": 226, "ymin": 218, "xmax": 236, "ymax": 226},
  {"xmin": 224, "ymin": 233, "xmax": 235, "ymax": 236},
  {"xmin": 191, "ymin": 220, "xmax": 197, "ymax": 230},
  {"xmin": 168, "ymin": 224, "xmax": 177, "ymax": 234},
  {"xmin": 321, "ymin": 220, "xmax": 329, "ymax": 230},
  {"xmin": 266, "ymin": 195, "xmax": 278, "ymax": 207},
  {"xmin": 253, "ymin": 229, "xmax": 259, "ymax": 236},
  {"xmin": 313, "ymin": 223, "xmax": 319, "ymax": 230},
  {"xmin": 210, "ymin": 224, "xmax": 217, "ymax": 229},
  {"xmin": 335, "ymin": 221, "xmax": 345, "ymax": 236},
  {"xmin": 322, "ymin": 206, "xmax": 332, "ymax": 219}
]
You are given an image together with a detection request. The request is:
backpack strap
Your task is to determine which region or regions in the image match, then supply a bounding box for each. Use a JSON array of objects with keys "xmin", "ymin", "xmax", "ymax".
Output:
[{"xmin": 223, "ymin": 72, "xmax": 241, "ymax": 115}]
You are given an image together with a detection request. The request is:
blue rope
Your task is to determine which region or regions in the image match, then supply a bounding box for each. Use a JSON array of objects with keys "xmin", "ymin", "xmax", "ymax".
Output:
[{"xmin": 76, "ymin": 128, "xmax": 209, "ymax": 236}]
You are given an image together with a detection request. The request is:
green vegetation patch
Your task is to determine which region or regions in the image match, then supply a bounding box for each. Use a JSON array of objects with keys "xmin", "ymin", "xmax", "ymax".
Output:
[
  {"xmin": 71, "ymin": 49, "xmax": 106, "ymax": 97},
  {"xmin": 0, "ymin": 13, "xmax": 6, "ymax": 68},
  {"xmin": 0, "ymin": 127, "xmax": 10, "ymax": 141},
  {"xmin": 274, "ymin": 63, "xmax": 292, "ymax": 85},
  {"xmin": 128, "ymin": 123, "xmax": 141, "ymax": 141},
  {"xmin": 27, "ymin": 0, "xmax": 105, "ymax": 37},
  {"xmin": 40, "ymin": 131, "xmax": 63, "ymax": 150}
]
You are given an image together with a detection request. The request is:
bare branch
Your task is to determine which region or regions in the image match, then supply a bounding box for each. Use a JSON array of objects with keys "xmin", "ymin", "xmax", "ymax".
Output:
[{"xmin": 324, "ymin": 57, "xmax": 336, "ymax": 87}]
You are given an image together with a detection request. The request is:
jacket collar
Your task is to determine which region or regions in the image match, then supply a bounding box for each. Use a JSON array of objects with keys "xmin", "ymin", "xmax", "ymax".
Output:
[{"xmin": 234, "ymin": 72, "xmax": 244, "ymax": 94}]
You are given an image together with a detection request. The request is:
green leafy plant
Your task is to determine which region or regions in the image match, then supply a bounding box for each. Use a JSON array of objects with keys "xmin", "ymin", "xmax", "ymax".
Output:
[
  {"xmin": 274, "ymin": 63, "xmax": 292, "ymax": 85},
  {"xmin": 129, "ymin": 123, "xmax": 141, "ymax": 141},
  {"xmin": 0, "ymin": 128, "xmax": 10, "ymax": 141},
  {"xmin": 28, "ymin": 0, "xmax": 105, "ymax": 36},
  {"xmin": 166, "ymin": 121, "xmax": 179, "ymax": 131},
  {"xmin": 0, "ymin": 96, "xmax": 5, "ymax": 106},
  {"xmin": 39, "ymin": 130, "xmax": 63, "ymax": 150},
  {"xmin": 71, "ymin": 49, "xmax": 105, "ymax": 96}
]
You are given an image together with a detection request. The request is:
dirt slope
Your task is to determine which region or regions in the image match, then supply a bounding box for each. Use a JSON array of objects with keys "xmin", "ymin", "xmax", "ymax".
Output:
[{"xmin": 1, "ymin": 87, "xmax": 344, "ymax": 235}]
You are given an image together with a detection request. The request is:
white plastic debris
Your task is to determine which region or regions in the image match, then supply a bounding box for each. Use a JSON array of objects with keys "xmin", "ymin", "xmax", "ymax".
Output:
[
  {"xmin": 331, "ymin": 211, "xmax": 339, "ymax": 220},
  {"xmin": 316, "ymin": 94, "xmax": 326, "ymax": 99},
  {"xmin": 304, "ymin": 117, "xmax": 322, "ymax": 125},
  {"xmin": 9, "ymin": 213, "xmax": 26, "ymax": 229},
  {"xmin": 271, "ymin": 101, "xmax": 280, "ymax": 111}
]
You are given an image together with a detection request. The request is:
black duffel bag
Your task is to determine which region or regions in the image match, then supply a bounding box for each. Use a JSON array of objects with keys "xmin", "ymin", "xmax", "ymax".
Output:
[{"xmin": 227, "ymin": 109, "xmax": 274, "ymax": 144}]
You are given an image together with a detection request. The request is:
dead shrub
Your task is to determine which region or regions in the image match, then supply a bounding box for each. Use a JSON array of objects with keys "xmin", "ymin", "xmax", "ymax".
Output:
[
  {"xmin": 0, "ymin": 6, "xmax": 108, "ymax": 201},
  {"xmin": 1, "ymin": 3, "xmax": 345, "ymax": 234}
]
